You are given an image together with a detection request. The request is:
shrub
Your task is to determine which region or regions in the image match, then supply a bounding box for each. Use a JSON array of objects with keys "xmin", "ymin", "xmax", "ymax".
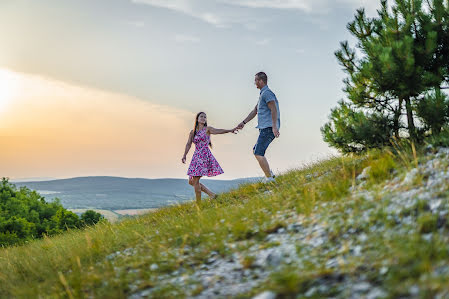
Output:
[
  {"xmin": 321, "ymin": 101, "xmax": 396, "ymax": 153},
  {"xmin": 81, "ymin": 210, "xmax": 104, "ymax": 226},
  {"xmin": 0, "ymin": 178, "xmax": 102, "ymax": 246},
  {"xmin": 415, "ymin": 89, "xmax": 449, "ymax": 136}
]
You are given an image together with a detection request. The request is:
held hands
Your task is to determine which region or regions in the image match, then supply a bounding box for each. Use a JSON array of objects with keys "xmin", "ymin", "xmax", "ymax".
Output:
[{"xmin": 237, "ymin": 122, "xmax": 245, "ymax": 130}]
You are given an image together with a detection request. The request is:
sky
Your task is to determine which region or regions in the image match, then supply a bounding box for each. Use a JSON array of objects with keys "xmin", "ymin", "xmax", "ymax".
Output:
[{"xmin": 0, "ymin": 0, "xmax": 380, "ymax": 180}]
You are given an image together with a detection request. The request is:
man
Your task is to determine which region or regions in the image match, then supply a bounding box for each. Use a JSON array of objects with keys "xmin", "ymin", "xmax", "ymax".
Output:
[{"xmin": 237, "ymin": 72, "xmax": 280, "ymax": 182}]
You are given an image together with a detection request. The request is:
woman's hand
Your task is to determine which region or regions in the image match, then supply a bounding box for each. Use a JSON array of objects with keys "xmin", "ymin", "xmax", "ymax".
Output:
[
  {"xmin": 231, "ymin": 127, "xmax": 239, "ymax": 134},
  {"xmin": 182, "ymin": 156, "xmax": 186, "ymax": 164}
]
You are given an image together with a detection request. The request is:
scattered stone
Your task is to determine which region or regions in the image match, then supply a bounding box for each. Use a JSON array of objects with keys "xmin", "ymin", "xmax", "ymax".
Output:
[
  {"xmin": 357, "ymin": 166, "xmax": 371, "ymax": 181},
  {"xmin": 379, "ymin": 266, "xmax": 388, "ymax": 275},
  {"xmin": 403, "ymin": 168, "xmax": 419, "ymax": 185},
  {"xmin": 304, "ymin": 287, "xmax": 316, "ymax": 297},
  {"xmin": 352, "ymin": 281, "xmax": 372, "ymax": 293},
  {"xmin": 366, "ymin": 287, "xmax": 387, "ymax": 299},
  {"xmin": 409, "ymin": 285, "xmax": 420, "ymax": 296},
  {"xmin": 252, "ymin": 291, "xmax": 276, "ymax": 299}
]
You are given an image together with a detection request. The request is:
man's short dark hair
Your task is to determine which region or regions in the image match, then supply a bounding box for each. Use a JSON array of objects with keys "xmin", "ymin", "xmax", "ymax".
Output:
[{"xmin": 255, "ymin": 72, "xmax": 268, "ymax": 84}]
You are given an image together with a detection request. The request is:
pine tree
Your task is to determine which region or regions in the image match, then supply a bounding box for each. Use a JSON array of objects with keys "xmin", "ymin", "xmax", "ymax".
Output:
[{"xmin": 324, "ymin": 0, "xmax": 449, "ymax": 153}]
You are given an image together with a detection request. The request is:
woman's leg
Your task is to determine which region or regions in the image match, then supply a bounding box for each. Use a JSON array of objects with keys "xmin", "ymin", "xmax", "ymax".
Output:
[
  {"xmin": 189, "ymin": 177, "xmax": 216, "ymax": 198},
  {"xmin": 191, "ymin": 176, "xmax": 202, "ymax": 203},
  {"xmin": 200, "ymin": 183, "xmax": 217, "ymax": 199}
]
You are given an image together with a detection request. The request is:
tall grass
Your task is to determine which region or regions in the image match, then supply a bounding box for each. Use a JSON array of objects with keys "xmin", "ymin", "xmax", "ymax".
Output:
[{"xmin": 1, "ymin": 145, "xmax": 445, "ymax": 298}]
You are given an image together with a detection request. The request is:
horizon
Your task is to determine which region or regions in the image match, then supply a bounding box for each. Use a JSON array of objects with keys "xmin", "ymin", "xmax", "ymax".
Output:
[
  {"xmin": 9, "ymin": 174, "xmax": 261, "ymax": 183},
  {"xmin": 0, "ymin": 0, "xmax": 379, "ymax": 180}
]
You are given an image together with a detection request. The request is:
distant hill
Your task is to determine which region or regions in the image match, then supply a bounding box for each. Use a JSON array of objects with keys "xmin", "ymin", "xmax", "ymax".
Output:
[
  {"xmin": 15, "ymin": 176, "xmax": 258, "ymax": 210},
  {"xmin": 11, "ymin": 177, "xmax": 57, "ymax": 182}
]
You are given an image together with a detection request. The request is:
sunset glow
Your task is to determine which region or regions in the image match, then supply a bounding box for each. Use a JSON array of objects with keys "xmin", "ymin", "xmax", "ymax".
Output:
[{"xmin": 0, "ymin": 69, "xmax": 19, "ymax": 114}]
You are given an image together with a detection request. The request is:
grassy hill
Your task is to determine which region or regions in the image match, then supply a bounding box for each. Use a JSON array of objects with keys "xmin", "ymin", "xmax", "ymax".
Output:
[{"xmin": 1, "ymin": 144, "xmax": 449, "ymax": 298}]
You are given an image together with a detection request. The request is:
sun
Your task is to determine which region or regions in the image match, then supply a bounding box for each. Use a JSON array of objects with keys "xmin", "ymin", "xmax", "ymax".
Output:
[{"xmin": 0, "ymin": 68, "xmax": 19, "ymax": 113}]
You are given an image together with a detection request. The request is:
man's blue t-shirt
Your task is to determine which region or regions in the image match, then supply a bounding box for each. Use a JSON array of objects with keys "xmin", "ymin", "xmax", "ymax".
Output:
[{"xmin": 257, "ymin": 85, "xmax": 281, "ymax": 129}]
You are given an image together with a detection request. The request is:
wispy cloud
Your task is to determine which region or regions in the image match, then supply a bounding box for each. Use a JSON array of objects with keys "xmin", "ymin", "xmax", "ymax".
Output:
[
  {"xmin": 131, "ymin": 0, "xmax": 227, "ymax": 27},
  {"xmin": 218, "ymin": 0, "xmax": 312, "ymax": 12},
  {"xmin": 174, "ymin": 34, "xmax": 200, "ymax": 43},
  {"xmin": 130, "ymin": 0, "xmax": 381, "ymax": 29}
]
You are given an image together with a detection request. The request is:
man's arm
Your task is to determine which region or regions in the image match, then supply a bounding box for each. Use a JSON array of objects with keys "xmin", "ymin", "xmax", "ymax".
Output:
[
  {"xmin": 237, "ymin": 105, "xmax": 257, "ymax": 129},
  {"xmin": 267, "ymin": 101, "xmax": 280, "ymax": 138}
]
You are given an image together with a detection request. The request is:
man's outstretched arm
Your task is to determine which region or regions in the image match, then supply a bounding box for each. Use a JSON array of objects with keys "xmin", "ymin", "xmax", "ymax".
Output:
[{"xmin": 237, "ymin": 105, "xmax": 257, "ymax": 129}]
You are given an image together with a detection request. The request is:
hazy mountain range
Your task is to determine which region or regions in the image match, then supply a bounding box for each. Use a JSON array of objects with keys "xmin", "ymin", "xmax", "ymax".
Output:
[{"xmin": 14, "ymin": 176, "xmax": 258, "ymax": 210}]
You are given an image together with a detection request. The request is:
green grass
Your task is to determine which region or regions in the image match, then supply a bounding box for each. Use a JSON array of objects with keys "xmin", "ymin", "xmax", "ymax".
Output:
[{"xmin": 1, "ymin": 145, "xmax": 449, "ymax": 298}]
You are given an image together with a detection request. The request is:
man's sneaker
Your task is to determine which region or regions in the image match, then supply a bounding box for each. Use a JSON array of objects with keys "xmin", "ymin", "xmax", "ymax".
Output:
[
  {"xmin": 264, "ymin": 176, "xmax": 276, "ymax": 183},
  {"xmin": 263, "ymin": 172, "xmax": 276, "ymax": 183}
]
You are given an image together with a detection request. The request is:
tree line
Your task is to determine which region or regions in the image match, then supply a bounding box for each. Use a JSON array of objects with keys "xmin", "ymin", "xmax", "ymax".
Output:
[{"xmin": 0, "ymin": 178, "xmax": 104, "ymax": 247}]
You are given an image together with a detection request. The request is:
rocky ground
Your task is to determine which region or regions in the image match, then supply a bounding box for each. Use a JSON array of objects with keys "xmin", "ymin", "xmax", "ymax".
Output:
[{"xmin": 104, "ymin": 147, "xmax": 449, "ymax": 298}]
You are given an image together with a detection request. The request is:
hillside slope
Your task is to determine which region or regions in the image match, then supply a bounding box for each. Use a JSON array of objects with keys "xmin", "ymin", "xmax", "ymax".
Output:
[{"xmin": 1, "ymin": 146, "xmax": 449, "ymax": 298}]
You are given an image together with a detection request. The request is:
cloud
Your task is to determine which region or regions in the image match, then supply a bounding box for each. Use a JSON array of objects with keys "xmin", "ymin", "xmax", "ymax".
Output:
[
  {"xmin": 221, "ymin": 0, "xmax": 380, "ymax": 15},
  {"xmin": 218, "ymin": 0, "xmax": 312, "ymax": 12},
  {"xmin": 131, "ymin": 0, "xmax": 227, "ymax": 27},
  {"xmin": 174, "ymin": 34, "xmax": 200, "ymax": 43},
  {"xmin": 131, "ymin": 0, "xmax": 382, "ymax": 29}
]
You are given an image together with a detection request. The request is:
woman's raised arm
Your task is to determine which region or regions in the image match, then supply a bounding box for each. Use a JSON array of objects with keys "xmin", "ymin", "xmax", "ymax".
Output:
[{"xmin": 207, "ymin": 126, "xmax": 238, "ymax": 135}]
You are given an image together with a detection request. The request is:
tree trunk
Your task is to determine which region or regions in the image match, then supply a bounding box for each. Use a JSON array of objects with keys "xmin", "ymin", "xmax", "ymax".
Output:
[
  {"xmin": 404, "ymin": 96, "xmax": 416, "ymax": 141},
  {"xmin": 393, "ymin": 98, "xmax": 403, "ymax": 138}
]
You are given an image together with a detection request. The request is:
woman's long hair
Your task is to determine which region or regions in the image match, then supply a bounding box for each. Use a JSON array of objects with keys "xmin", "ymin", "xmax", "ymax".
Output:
[{"xmin": 193, "ymin": 112, "xmax": 212, "ymax": 148}]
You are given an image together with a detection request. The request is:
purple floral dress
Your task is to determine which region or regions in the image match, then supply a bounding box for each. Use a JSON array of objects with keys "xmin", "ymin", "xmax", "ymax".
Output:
[{"xmin": 187, "ymin": 127, "xmax": 224, "ymax": 178}]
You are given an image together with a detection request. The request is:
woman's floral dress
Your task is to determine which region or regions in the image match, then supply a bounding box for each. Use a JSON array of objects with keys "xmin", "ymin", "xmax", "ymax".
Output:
[{"xmin": 187, "ymin": 127, "xmax": 224, "ymax": 178}]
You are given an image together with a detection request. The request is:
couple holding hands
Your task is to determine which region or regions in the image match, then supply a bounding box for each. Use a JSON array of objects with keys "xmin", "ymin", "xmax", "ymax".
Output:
[{"xmin": 182, "ymin": 72, "xmax": 281, "ymax": 203}]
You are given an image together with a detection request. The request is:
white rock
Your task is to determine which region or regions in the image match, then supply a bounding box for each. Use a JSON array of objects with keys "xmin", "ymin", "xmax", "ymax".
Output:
[
  {"xmin": 352, "ymin": 281, "xmax": 371, "ymax": 292},
  {"xmin": 366, "ymin": 287, "xmax": 387, "ymax": 299},
  {"xmin": 430, "ymin": 199, "xmax": 442, "ymax": 211},
  {"xmin": 409, "ymin": 285, "xmax": 420, "ymax": 295},
  {"xmin": 403, "ymin": 168, "xmax": 419, "ymax": 185},
  {"xmin": 357, "ymin": 166, "xmax": 371, "ymax": 181},
  {"xmin": 252, "ymin": 291, "xmax": 276, "ymax": 299},
  {"xmin": 304, "ymin": 287, "xmax": 316, "ymax": 297},
  {"xmin": 353, "ymin": 245, "xmax": 362, "ymax": 256}
]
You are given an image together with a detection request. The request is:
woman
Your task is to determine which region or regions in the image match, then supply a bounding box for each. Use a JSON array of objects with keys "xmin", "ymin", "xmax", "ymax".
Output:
[{"xmin": 182, "ymin": 112, "xmax": 238, "ymax": 203}]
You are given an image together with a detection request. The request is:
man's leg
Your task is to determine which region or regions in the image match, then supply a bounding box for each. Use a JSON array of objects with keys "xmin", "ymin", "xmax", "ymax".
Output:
[
  {"xmin": 253, "ymin": 128, "xmax": 275, "ymax": 178},
  {"xmin": 255, "ymin": 155, "xmax": 272, "ymax": 177}
]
